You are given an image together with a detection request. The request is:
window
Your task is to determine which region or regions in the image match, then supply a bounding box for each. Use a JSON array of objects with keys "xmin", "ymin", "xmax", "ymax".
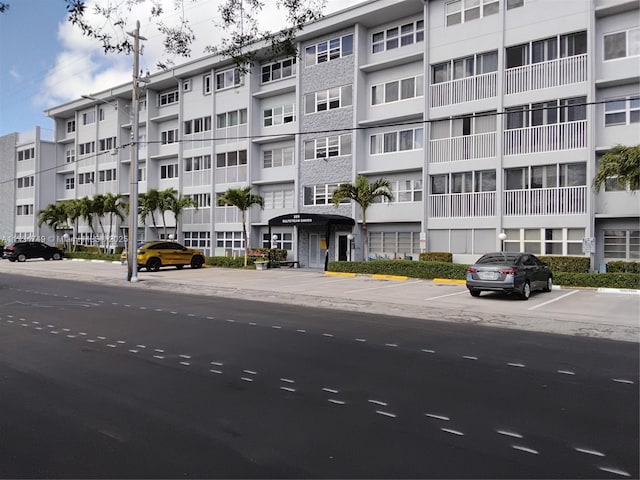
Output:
[
  {"xmin": 432, "ymin": 51, "xmax": 497, "ymax": 84},
  {"xmin": 505, "ymin": 96, "xmax": 586, "ymax": 129},
  {"xmin": 185, "ymin": 193, "xmax": 211, "ymax": 208},
  {"xmin": 160, "ymin": 163, "xmax": 179, "ymax": 179},
  {"xmin": 66, "ymin": 148, "xmax": 75, "ymax": 163},
  {"xmin": 262, "ymin": 189, "xmax": 294, "ymax": 209},
  {"xmin": 262, "ymin": 57, "xmax": 297, "ymax": 83},
  {"xmin": 78, "ymin": 142, "xmax": 95, "ymax": 156},
  {"xmin": 184, "ymin": 116, "xmax": 212, "ymax": 134},
  {"xmin": 138, "ymin": 166, "xmax": 146, "ymax": 182},
  {"xmin": 203, "ymin": 74, "xmax": 212, "ymax": 94},
  {"xmin": 389, "ymin": 179, "xmax": 423, "ymax": 202},
  {"xmin": 17, "ymin": 148, "xmax": 35, "ymax": 161},
  {"xmin": 159, "ymin": 89, "xmax": 179, "ymax": 106},
  {"xmin": 98, "ymin": 168, "xmax": 116, "ymax": 182},
  {"xmin": 216, "ymin": 231, "xmax": 244, "ymax": 250},
  {"xmin": 304, "ymin": 85, "xmax": 352, "ymax": 114},
  {"xmin": 16, "ymin": 204, "xmax": 34, "ymax": 216},
  {"xmin": 66, "ymin": 120, "xmax": 76, "ymax": 133},
  {"xmin": 446, "ymin": 0, "xmax": 498, "ymax": 26},
  {"xmin": 17, "ymin": 176, "xmax": 34, "ymax": 188},
  {"xmin": 505, "ymin": 163, "xmax": 586, "ymax": 190},
  {"xmin": 304, "ymin": 134, "xmax": 352, "ymax": 160},
  {"xmin": 507, "ymin": 31, "xmax": 587, "ymax": 68},
  {"xmin": 216, "ymin": 109, "xmax": 248, "ymax": 129},
  {"xmin": 183, "ymin": 79, "xmax": 192, "ymax": 91},
  {"xmin": 185, "ymin": 155, "xmax": 212, "ymax": 172},
  {"xmin": 98, "ymin": 137, "xmax": 116, "ymax": 152},
  {"xmin": 303, "ymin": 184, "xmax": 347, "ymax": 206},
  {"xmin": 372, "ymin": 75, "xmax": 423, "ymax": 104},
  {"xmin": 184, "ymin": 231, "xmax": 211, "ymax": 249},
  {"xmin": 605, "ymin": 96, "xmax": 640, "ymax": 125},
  {"xmin": 370, "ymin": 127, "xmax": 423, "ymax": 154},
  {"xmin": 305, "ymin": 34, "xmax": 353, "ymax": 66},
  {"xmin": 215, "ymin": 68, "xmax": 242, "ymax": 90},
  {"xmin": 216, "ymin": 150, "xmax": 248, "ymax": 168},
  {"xmin": 262, "ymin": 232, "xmax": 293, "ymax": 250},
  {"xmin": 65, "ymin": 177, "xmax": 75, "ymax": 190},
  {"xmin": 161, "ymin": 129, "xmax": 179, "ymax": 145},
  {"xmin": 604, "ymin": 230, "xmax": 640, "ymax": 260},
  {"xmin": 77, "ymin": 172, "xmax": 94, "ymax": 185},
  {"xmin": 82, "ymin": 111, "xmax": 95, "ymax": 125},
  {"xmin": 372, "ymin": 20, "xmax": 424, "ymax": 53},
  {"xmin": 263, "ymin": 104, "xmax": 295, "ymax": 127},
  {"xmin": 263, "ymin": 147, "xmax": 295, "ymax": 168},
  {"xmin": 507, "ymin": 0, "xmax": 524, "ymax": 8},
  {"xmin": 604, "ymin": 28, "xmax": 640, "ymax": 60},
  {"xmin": 431, "ymin": 170, "xmax": 496, "ymax": 194}
]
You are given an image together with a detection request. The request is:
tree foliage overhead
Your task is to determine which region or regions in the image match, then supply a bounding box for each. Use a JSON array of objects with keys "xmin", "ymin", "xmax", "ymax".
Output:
[
  {"xmin": 593, "ymin": 144, "xmax": 640, "ymax": 192},
  {"xmin": 63, "ymin": 0, "xmax": 325, "ymax": 70},
  {"xmin": 0, "ymin": 2, "xmax": 9, "ymax": 13}
]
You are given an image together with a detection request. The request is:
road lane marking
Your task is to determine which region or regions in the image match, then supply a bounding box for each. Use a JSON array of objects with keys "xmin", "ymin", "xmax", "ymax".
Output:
[
  {"xmin": 116, "ymin": 340, "xmax": 126, "ymax": 344},
  {"xmin": 612, "ymin": 378, "xmax": 634, "ymax": 384},
  {"xmin": 462, "ymin": 356, "xmax": 478, "ymax": 360},
  {"xmin": 211, "ymin": 361, "xmax": 223, "ymax": 366},
  {"xmin": 107, "ymin": 344, "xmax": 117, "ymax": 348},
  {"xmin": 598, "ymin": 466, "xmax": 630, "ymax": 477},
  {"xmin": 512, "ymin": 445, "xmax": 538, "ymax": 454},
  {"xmin": 355, "ymin": 338, "xmax": 367, "ymax": 342},
  {"xmin": 376, "ymin": 410, "xmax": 396, "ymax": 418},
  {"xmin": 441, "ymin": 428, "xmax": 464, "ymax": 436},
  {"xmin": 323, "ymin": 333, "xmax": 334, "ymax": 337},
  {"xmin": 344, "ymin": 280, "xmax": 423, "ymax": 294},
  {"xmin": 209, "ymin": 369, "xmax": 223, "ymax": 374},
  {"xmin": 249, "ymin": 322, "xmax": 257, "ymax": 326},
  {"xmin": 243, "ymin": 370, "xmax": 257, "ymax": 375},
  {"xmin": 508, "ymin": 363, "xmax": 526, "ymax": 368},
  {"xmin": 280, "ymin": 387, "xmax": 296, "ymax": 392},
  {"xmin": 188, "ymin": 314, "xmax": 195, "ymax": 317},
  {"xmin": 129, "ymin": 349, "xmax": 139, "ymax": 354},
  {"xmin": 557, "ymin": 370, "xmax": 576, "ymax": 375},
  {"xmin": 154, "ymin": 349, "xmax": 165, "ymax": 353},
  {"xmin": 179, "ymin": 354, "xmax": 191, "ymax": 359},
  {"xmin": 296, "ymin": 329, "xmax": 306, "ymax": 333},
  {"xmin": 368, "ymin": 400, "xmax": 387, "ymax": 406},
  {"xmin": 574, "ymin": 447, "xmax": 605, "ymax": 457},
  {"xmin": 422, "ymin": 349, "xmax": 436, "ymax": 354},
  {"xmin": 528, "ymin": 289, "xmax": 578, "ymax": 311},
  {"xmin": 496, "ymin": 429, "xmax": 523, "ymax": 438},
  {"xmin": 206, "ymin": 316, "xmax": 215, "ymax": 320},
  {"xmin": 179, "ymin": 361, "xmax": 191, "ymax": 366},
  {"xmin": 424, "ymin": 291, "xmax": 468, "ymax": 301},
  {"xmin": 240, "ymin": 377, "xmax": 253, "ymax": 382},
  {"xmin": 328, "ymin": 399, "xmax": 345, "ymax": 405},
  {"xmin": 153, "ymin": 355, "xmax": 165, "ymax": 360},
  {"xmin": 426, "ymin": 413, "xmax": 450, "ymax": 421},
  {"xmin": 97, "ymin": 336, "xmax": 106, "ymax": 340},
  {"xmin": 385, "ymin": 343, "xmax": 398, "ymax": 347},
  {"xmin": 86, "ymin": 339, "xmax": 96, "ymax": 343},
  {"xmin": 226, "ymin": 319, "xmax": 236, "ymax": 323},
  {"xmin": 136, "ymin": 345, "xmax": 146, "ymax": 348},
  {"xmin": 272, "ymin": 325, "xmax": 282, "ymax": 329},
  {"xmin": 280, "ymin": 378, "xmax": 295, "ymax": 384},
  {"xmin": 322, "ymin": 388, "xmax": 339, "ymax": 394}
]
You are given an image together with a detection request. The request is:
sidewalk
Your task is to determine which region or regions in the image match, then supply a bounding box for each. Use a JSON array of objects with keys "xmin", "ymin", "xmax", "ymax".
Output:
[{"xmin": 1, "ymin": 258, "xmax": 638, "ymax": 342}]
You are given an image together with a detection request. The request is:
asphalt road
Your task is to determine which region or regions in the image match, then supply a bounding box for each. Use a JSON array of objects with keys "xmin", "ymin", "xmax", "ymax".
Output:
[{"xmin": 0, "ymin": 273, "xmax": 638, "ymax": 478}]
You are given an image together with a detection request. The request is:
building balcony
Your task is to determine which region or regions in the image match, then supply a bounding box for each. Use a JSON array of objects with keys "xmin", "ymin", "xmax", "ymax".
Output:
[
  {"xmin": 428, "ymin": 191, "xmax": 496, "ymax": 218},
  {"xmin": 430, "ymin": 72, "xmax": 497, "ymax": 108},
  {"xmin": 183, "ymin": 132, "xmax": 214, "ymax": 151},
  {"xmin": 505, "ymin": 54, "xmax": 587, "ymax": 95},
  {"xmin": 215, "ymin": 206, "xmax": 242, "ymax": 224},
  {"xmin": 504, "ymin": 120, "xmax": 587, "ymax": 156},
  {"xmin": 429, "ymin": 132, "xmax": 496, "ymax": 163},
  {"xmin": 215, "ymin": 165, "xmax": 248, "ymax": 185},
  {"xmin": 504, "ymin": 186, "xmax": 587, "ymax": 216},
  {"xmin": 182, "ymin": 207, "xmax": 211, "ymax": 225},
  {"xmin": 183, "ymin": 170, "xmax": 212, "ymax": 189}
]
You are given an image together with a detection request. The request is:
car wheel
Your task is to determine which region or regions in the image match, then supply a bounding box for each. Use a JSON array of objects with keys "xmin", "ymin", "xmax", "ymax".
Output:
[
  {"xmin": 190, "ymin": 256, "xmax": 204, "ymax": 269},
  {"xmin": 17, "ymin": 254, "xmax": 27, "ymax": 263},
  {"xmin": 146, "ymin": 258, "xmax": 161, "ymax": 272},
  {"xmin": 543, "ymin": 276, "xmax": 553, "ymax": 292},
  {"xmin": 521, "ymin": 281, "xmax": 531, "ymax": 300},
  {"xmin": 52, "ymin": 252, "xmax": 62, "ymax": 261},
  {"xmin": 469, "ymin": 289, "xmax": 481, "ymax": 297},
  {"xmin": 176, "ymin": 265, "xmax": 184, "ymax": 270}
]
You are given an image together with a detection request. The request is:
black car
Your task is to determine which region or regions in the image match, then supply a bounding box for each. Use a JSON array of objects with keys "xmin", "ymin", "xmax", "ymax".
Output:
[
  {"xmin": 466, "ymin": 252, "xmax": 553, "ymax": 300},
  {"xmin": 3, "ymin": 241, "xmax": 65, "ymax": 262}
]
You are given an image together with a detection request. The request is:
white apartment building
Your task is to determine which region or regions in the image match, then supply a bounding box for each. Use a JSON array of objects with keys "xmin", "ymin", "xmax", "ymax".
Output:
[{"xmin": 16, "ymin": 0, "xmax": 637, "ymax": 268}]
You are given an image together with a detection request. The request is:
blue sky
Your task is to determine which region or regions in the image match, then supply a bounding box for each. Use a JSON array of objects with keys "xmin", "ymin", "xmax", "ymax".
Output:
[{"xmin": 0, "ymin": 0, "xmax": 364, "ymax": 139}]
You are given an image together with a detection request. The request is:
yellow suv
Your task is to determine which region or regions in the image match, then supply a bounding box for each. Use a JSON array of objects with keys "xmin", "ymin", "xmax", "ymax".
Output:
[{"xmin": 121, "ymin": 241, "xmax": 205, "ymax": 272}]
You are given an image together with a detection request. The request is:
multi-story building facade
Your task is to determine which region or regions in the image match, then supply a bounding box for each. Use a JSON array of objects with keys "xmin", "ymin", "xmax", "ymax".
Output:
[{"xmin": 34, "ymin": 0, "xmax": 639, "ymax": 268}]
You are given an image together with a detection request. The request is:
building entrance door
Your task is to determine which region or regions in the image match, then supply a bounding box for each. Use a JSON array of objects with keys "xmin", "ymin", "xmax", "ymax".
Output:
[{"xmin": 308, "ymin": 233, "xmax": 326, "ymax": 269}]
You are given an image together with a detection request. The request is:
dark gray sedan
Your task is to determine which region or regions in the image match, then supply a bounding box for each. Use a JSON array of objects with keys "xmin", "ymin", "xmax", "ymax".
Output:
[{"xmin": 466, "ymin": 252, "xmax": 553, "ymax": 300}]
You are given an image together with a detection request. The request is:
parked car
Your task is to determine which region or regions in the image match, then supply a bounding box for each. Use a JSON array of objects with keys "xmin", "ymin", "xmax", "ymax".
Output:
[
  {"xmin": 466, "ymin": 252, "xmax": 552, "ymax": 300},
  {"xmin": 120, "ymin": 241, "xmax": 205, "ymax": 272},
  {"xmin": 3, "ymin": 241, "xmax": 65, "ymax": 262}
]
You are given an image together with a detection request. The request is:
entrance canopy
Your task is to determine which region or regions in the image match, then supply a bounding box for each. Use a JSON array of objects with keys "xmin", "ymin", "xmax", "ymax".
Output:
[{"xmin": 268, "ymin": 213, "xmax": 355, "ymax": 228}]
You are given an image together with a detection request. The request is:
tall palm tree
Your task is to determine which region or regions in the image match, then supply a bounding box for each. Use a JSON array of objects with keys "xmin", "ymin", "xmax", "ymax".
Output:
[
  {"xmin": 159, "ymin": 188, "xmax": 179, "ymax": 239},
  {"xmin": 102, "ymin": 193, "xmax": 127, "ymax": 252},
  {"xmin": 139, "ymin": 188, "xmax": 161, "ymax": 239},
  {"xmin": 77, "ymin": 196, "xmax": 100, "ymax": 251},
  {"xmin": 593, "ymin": 144, "xmax": 640, "ymax": 192},
  {"xmin": 332, "ymin": 175, "xmax": 393, "ymax": 261},
  {"xmin": 37, "ymin": 202, "xmax": 68, "ymax": 236},
  {"xmin": 217, "ymin": 186, "xmax": 264, "ymax": 267},
  {"xmin": 60, "ymin": 199, "xmax": 83, "ymax": 251},
  {"xmin": 165, "ymin": 192, "xmax": 198, "ymax": 241}
]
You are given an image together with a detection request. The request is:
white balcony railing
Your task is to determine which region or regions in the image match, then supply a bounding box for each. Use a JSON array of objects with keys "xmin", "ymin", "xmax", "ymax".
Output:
[
  {"xmin": 215, "ymin": 165, "xmax": 248, "ymax": 184},
  {"xmin": 428, "ymin": 191, "xmax": 496, "ymax": 218},
  {"xmin": 183, "ymin": 132, "xmax": 213, "ymax": 151},
  {"xmin": 504, "ymin": 120, "xmax": 587, "ymax": 156},
  {"xmin": 182, "ymin": 207, "xmax": 211, "ymax": 225},
  {"xmin": 215, "ymin": 206, "xmax": 242, "ymax": 224},
  {"xmin": 96, "ymin": 181, "xmax": 117, "ymax": 194},
  {"xmin": 183, "ymin": 170, "xmax": 212, "ymax": 188},
  {"xmin": 429, "ymin": 132, "xmax": 496, "ymax": 163},
  {"xmin": 504, "ymin": 186, "xmax": 587, "ymax": 216},
  {"xmin": 505, "ymin": 54, "xmax": 587, "ymax": 95},
  {"xmin": 430, "ymin": 72, "xmax": 497, "ymax": 108}
]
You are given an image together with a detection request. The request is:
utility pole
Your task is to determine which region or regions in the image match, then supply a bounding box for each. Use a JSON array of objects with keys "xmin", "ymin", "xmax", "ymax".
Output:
[{"xmin": 126, "ymin": 21, "xmax": 146, "ymax": 282}]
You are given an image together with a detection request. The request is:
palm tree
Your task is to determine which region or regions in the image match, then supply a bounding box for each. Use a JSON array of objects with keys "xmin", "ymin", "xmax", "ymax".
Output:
[
  {"xmin": 37, "ymin": 202, "xmax": 69, "ymax": 246},
  {"xmin": 165, "ymin": 192, "xmax": 198, "ymax": 241},
  {"xmin": 60, "ymin": 199, "xmax": 83, "ymax": 251},
  {"xmin": 332, "ymin": 175, "xmax": 393, "ymax": 261},
  {"xmin": 102, "ymin": 193, "xmax": 127, "ymax": 252},
  {"xmin": 159, "ymin": 188, "xmax": 179, "ymax": 240},
  {"xmin": 593, "ymin": 144, "xmax": 640, "ymax": 192},
  {"xmin": 217, "ymin": 186, "xmax": 264, "ymax": 267},
  {"xmin": 139, "ymin": 188, "xmax": 162, "ymax": 239},
  {"xmin": 77, "ymin": 196, "xmax": 100, "ymax": 251}
]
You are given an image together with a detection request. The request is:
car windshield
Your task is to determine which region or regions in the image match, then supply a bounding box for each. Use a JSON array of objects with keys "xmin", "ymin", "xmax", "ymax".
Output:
[{"xmin": 476, "ymin": 253, "xmax": 519, "ymax": 264}]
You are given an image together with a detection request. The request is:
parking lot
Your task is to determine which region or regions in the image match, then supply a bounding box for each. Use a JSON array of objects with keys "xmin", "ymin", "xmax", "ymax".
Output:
[{"xmin": 0, "ymin": 258, "xmax": 638, "ymax": 342}]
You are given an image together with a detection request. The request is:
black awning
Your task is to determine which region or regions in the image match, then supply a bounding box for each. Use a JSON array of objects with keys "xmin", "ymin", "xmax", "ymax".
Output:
[{"xmin": 268, "ymin": 213, "xmax": 355, "ymax": 227}]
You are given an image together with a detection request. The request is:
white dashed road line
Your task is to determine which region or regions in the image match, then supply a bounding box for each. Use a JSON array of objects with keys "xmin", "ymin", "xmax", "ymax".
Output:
[
  {"xmin": 496, "ymin": 429, "xmax": 523, "ymax": 439},
  {"xmin": 441, "ymin": 428, "xmax": 464, "ymax": 436},
  {"xmin": 426, "ymin": 413, "xmax": 450, "ymax": 421},
  {"xmin": 574, "ymin": 447, "xmax": 605, "ymax": 457},
  {"xmin": 511, "ymin": 445, "xmax": 539, "ymax": 454},
  {"xmin": 528, "ymin": 289, "xmax": 579, "ymax": 311},
  {"xmin": 598, "ymin": 466, "xmax": 630, "ymax": 477}
]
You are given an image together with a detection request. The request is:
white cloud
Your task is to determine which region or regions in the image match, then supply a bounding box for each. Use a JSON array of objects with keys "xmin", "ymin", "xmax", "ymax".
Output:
[
  {"xmin": 9, "ymin": 68, "xmax": 21, "ymax": 81},
  {"xmin": 36, "ymin": 0, "xmax": 366, "ymax": 109}
]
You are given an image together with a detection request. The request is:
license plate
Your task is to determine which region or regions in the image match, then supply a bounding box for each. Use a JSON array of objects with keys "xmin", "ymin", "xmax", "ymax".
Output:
[{"xmin": 478, "ymin": 271, "xmax": 498, "ymax": 280}]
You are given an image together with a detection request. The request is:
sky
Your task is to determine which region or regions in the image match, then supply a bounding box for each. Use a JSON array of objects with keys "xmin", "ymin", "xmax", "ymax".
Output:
[{"xmin": 0, "ymin": 0, "xmax": 364, "ymax": 138}]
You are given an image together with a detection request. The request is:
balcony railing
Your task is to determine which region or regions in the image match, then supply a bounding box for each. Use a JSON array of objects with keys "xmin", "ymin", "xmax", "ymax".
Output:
[
  {"xmin": 429, "ymin": 132, "xmax": 496, "ymax": 163},
  {"xmin": 183, "ymin": 132, "xmax": 213, "ymax": 151},
  {"xmin": 430, "ymin": 72, "xmax": 497, "ymax": 108},
  {"xmin": 504, "ymin": 120, "xmax": 587, "ymax": 156},
  {"xmin": 215, "ymin": 206, "xmax": 242, "ymax": 224},
  {"xmin": 428, "ymin": 191, "xmax": 496, "ymax": 218},
  {"xmin": 182, "ymin": 207, "xmax": 211, "ymax": 225},
  {"xmin": 215, "ymin": 165, "xmax": 248, "ymax": 184},
  {"xmin": 504, "ymin": 186, "xmax": 587, "ymax": 216},
  {"xmin": 183, "ymin": 170, "xmax": 212, "ymax": 188},
  {"xmin": 505, "ymin": 54, "xmax": 587, "ymax": 95}
]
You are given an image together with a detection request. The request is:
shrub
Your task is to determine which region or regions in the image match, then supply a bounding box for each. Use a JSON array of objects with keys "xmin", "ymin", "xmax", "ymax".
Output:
[
  {"xmin": 539, "ymin": 256, "xmax": 590, "ymax": 273},
  {"xmin": 64, "ymin": 251, "xmax": 121, "ymax": 262},
  {"xmin": 607, "ymin": 261, "xmax": 640, "ymax": 273},
  {"xmin": 205, "ymin": 256, "xmax": 249, "ymax": 268},
  {"xmin": 553, "ymin": 272, "xmax": 640, "ymax": 289},
  {"xmin": 419, "ymin": 252, "xmax": 453, "ymax": 262},
  {"xmin": 328, "ymin": 260, "xmax": 468, "ymax": 280}
]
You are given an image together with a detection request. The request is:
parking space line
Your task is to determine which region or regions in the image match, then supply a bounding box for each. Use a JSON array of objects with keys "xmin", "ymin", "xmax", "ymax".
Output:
[
  {"xmin": 528, "ymin": 290, "xmax": 579, "ymax": 311},
  {"xmin": 424, "ymin": 291, "xmax": 467, "ymax": 301},
  {"xmin": 344, "ymin": 280, "xmax": 423, "ymax": 294}
]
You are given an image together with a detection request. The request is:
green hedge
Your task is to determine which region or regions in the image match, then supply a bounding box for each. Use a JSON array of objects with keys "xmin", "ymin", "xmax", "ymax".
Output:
[
  {"xmin": 539, "ymin": 255, "xmax": 590, "ymax": 273},
  {"xmin": 419, "ymin": 252, "xmax": 453, "ymax": 262},
  {"xmin": 553, "ymin": 272, "xmax": 639, "ymax": 289},
  {"xmin": 328, "ymin": 260, "xmax": 469, "ymax": 280},
  {"xmin": 607, "ymin": 261, "xmax": 640, "ymax": 273},
  {"xmin": 64, "ymin": 251, "xmax": 122, "ymax": 261},
  {"xmin": 206, "ymin": 256, "xmax": 252, "ymax": 268}
]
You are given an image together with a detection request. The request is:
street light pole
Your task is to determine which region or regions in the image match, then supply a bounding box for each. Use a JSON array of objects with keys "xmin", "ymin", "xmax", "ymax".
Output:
[{"xmin": 126, "ymin": 21, "xmax": 146, "ymax": 282}]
